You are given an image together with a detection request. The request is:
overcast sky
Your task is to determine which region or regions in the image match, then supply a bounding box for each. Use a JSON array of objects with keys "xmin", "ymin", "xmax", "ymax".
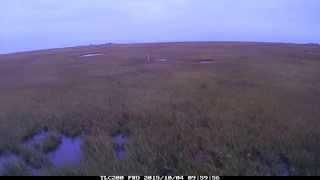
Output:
[{"xmin": 0, "ymin": 0, "xmax": 319, "ymax": 53}]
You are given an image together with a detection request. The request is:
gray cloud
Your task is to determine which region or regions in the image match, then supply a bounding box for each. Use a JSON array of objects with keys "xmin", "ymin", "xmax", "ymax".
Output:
[{"xmin": 1, "ymin": 0, "xmax": 319, "ymax": 53}]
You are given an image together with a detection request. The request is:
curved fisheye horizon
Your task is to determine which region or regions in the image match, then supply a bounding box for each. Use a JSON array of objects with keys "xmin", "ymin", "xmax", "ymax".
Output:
[{"xmin": 1, "ymin": 0, "xmax": 319, "ymax": 54}]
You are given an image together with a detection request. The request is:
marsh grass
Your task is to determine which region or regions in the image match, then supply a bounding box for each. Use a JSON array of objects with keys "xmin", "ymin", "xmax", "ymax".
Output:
[
  {"xmin": 1, "ymin": 161, "xmax": 30, "ymax": 176},
  {"xmin": 40, "ymin": 134, "xmax": 62, "ymax": 153},
  {"xmin": 0, "ymin": 42, "xmax": 320, "ymax": 175}
]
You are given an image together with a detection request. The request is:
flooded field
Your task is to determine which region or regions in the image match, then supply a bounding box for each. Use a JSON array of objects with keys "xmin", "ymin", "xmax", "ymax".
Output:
[{"xmin": 48, "ymin": 135, "xmax": 83, "ymax": 167}]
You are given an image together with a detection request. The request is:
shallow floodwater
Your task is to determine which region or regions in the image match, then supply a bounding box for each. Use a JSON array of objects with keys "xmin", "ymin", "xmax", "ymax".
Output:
[
  {"xmin": 0, "ymin": 153, "xmax": 21, "ymax": 175},
  {"xmin": 112, "ymin": 133, "xmax": 128, "ymax": 160},
  {"xmin": 24, "ymin": 130, "xmax": 49, "ymax": 148},
  {"xmin": 22, "ymin": 129, "xmax": 84, "ymax": 171},
  {"xmin": 199, "ymin": 60, "xmax": 214, "ymax": 64},
  {"xmin": 48, "ymin": 136, "xmax": 83, "ymax": 167},
  {"xmin": 158, "ymin": 59, "xmax": 168, "ymax": 62}
]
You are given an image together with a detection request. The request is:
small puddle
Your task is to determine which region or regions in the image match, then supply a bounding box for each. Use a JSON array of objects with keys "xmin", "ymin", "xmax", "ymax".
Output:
[
  {"xmin": 48, "ymin": 135, "xmax": 83, "ymax": 168},
  {"xmin": 158, "ymin": 59, "xmax": 168, "ymax": 62},
  {"xmin": 112, "ymin": 133, "xmax": 128, "ymax": 160},
  {"xmin": 277, "ymin": 155, "xmax": 291, "ymax": 176},
  {"xmin": 0, "ymin": 153, "xmax": 41, "ymax": 176},
  {"xmin": 199, "ymin": 60, "xmax": 214, "ymax": 64},
  {"xmin": 24, "ymin": 130, "xmax": 49, "ymax": 148},
  {"xmin": 255, "ymin": 151, "xmax": 292, "ymax": 176},
  {"xmin": 0, "ymin": 153, "xmax": 21, "ymax": 175},
  {"xmin": 81, "ymin": 53, "xmax": 104, "ymax": 57},
  {"xmin": 1, "ymin": 129, "xmax": 84, "ymax": 175}
]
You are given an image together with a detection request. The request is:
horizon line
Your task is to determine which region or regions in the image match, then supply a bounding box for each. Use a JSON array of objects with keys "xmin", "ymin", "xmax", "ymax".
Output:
[{"xmin": 1, "ymin": 40, "xmax": 319, "ymax": 55}]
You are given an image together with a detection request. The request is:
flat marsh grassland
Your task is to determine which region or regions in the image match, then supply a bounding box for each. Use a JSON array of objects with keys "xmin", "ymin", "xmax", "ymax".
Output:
[{"xmin": 0, "ymin": 42, "xmax": 319, "ymax": 175}]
